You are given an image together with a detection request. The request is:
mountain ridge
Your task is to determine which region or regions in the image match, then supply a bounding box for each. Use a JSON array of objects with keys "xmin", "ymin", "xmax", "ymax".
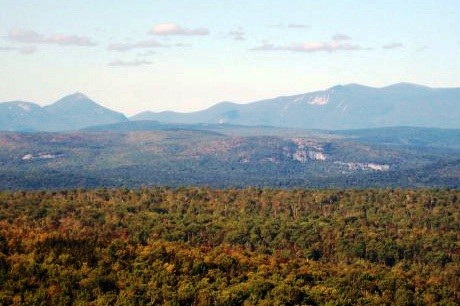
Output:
[
  {"xmin": 130, "ymin": 82, "xmax": 460, "ymax": 129},
  {"xmin": 1, "ymin": 125, "xmax": 459, "ymax": 189},
  {"xmin": 1, "ymin": 83, "xmax": 459, "ymax": 131}
]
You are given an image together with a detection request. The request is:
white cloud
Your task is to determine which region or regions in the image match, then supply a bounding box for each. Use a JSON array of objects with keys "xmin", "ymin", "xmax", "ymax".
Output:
[
  {"xmin": 174, "ymin": 42, "xmax": 192, "ymax": 47},
  {"xmin": 250, "ymin": 43, "xmax": 279, "ymax": 51},
  {"xmin": 290, "ymin": 41, "xmax": 365, "ymax": 52},
  {"xmin": 251, "ymin": 41, "xmax": 367, "ymax": 53},
  {"xmin": 137, "ymin": 50, "xmax": 156, "ymax": 56},
  {"xmin": 382, "ymin": 42, "xmax": 404, "ymax": 49},
  {"xmin": 149, "ymin": 23, "xmax": 209, "ymax": 36},
  {"xmin": 108, "ymin": 59, "xmax": 152, "ymax": 66},
  {"xmin": 287, "ymin": 24, "xmax": 309, "ymax": 28},
  {"xmin": 8, "ymin": 29, "xmax": 97, "ymax": 46},
  {"xmin": 228, "ymin": 30, "xmax": 245, "ymax": 41},
  {"xmin": 108, "ymin": 40, "xmax": 166, "ymax": 52},
  {"xmin": 268, "ymin": 23, "xmax": 309, "ymax": 29},
  {"xmin": 332, "ymin": 33, "xmax": 351, "ymax": 41}
]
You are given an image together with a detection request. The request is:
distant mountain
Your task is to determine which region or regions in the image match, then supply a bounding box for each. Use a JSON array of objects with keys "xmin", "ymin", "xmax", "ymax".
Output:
[
  {"xmin": 0, "ymin": 93, "xmax": 128, "ymax": 131},
  {"xmin": 131, "ymin": 83, "xmax": 460, "ymax": 129},
  {"xmin": 2, "ymin": 83, "xmax": 460, "ymax": 131},
  {"xmin": 0, "ymin": 101, "xmax": 59, "ymax": 132},
  {"xmin": 44, "ymin": 93, "xmax": 128, "ymax": 130}
]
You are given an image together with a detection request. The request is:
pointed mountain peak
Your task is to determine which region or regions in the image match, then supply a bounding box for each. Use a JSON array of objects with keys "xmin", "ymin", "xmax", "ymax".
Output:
[
  {"xmin": 45, "ymin": 92, "xmax": 126, "ymax": 118},
  {"xmin": 67, "ymin": 92, "xmax": 90, "ymax": 100},
  {"xmin": 45, "ymin": 93, "xmax": 109, "ymax": 115},
  {"xmin": 42, "ymin": 93, "xmax": 127, "ymax": 129},
  {"xmin": 52, "ymin": 92, "xmax": 96, "ymax": 106}
]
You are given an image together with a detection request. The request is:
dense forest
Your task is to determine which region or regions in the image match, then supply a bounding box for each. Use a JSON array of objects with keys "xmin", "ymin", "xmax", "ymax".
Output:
[
  {"xmin": 1, "ymin": 128, "xmax": 460, "ymax": 190},
  {"xmin": 0, "ymin": 187, "xmax": 458, "ymax": 305}
]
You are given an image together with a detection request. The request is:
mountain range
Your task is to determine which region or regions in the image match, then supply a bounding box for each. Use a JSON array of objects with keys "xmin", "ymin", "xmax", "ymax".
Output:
[
  {"xmin": 132, "ymin": 83, "xmax": 460, "ymax": 130},
  {"xmin": 1, "ymin": 83, "xmax": 459, "ymax": 131}
]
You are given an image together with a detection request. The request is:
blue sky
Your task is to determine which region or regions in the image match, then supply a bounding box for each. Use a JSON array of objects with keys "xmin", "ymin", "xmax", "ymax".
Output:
[{"xmin": 1, "ymin": 0, "xmax": 459, "ymax": 115}]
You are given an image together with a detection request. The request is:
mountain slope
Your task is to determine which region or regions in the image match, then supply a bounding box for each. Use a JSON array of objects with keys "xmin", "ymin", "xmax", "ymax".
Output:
[
  {"xmin": 44, "ymin": 92, "xmax": 128, "ymax": 130},
  {"xmin": 0, "ymin": 93, "xmax": 128, "ymax": 131},
  {"xmin": 131, "ymin": 83, "xmax": 460, "ymax": 129},
  {"xmin": 0, "ymin": 101, "xmax": 55, "ymax": 132}
]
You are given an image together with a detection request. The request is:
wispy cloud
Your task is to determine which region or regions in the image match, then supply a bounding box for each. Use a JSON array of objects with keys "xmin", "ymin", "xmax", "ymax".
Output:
[
  {"xmin": 174, "ymin": 42, "xmax": 192, "ymax": 47},
  {"xmin": 290, "ymin": 42, "xmax": 365, "ymax": 52},
  {"xmin": 8, "ymin": 29, "xmax": 97, "ymax": 46},
  {"xmin": 149, "ymin": 23, "xmax": 209, "ymax": 36},
  {"xmin": 268, "ymin": 23, "xmax": 310, "ymax": 29},
  {"xmin": 250, "ymin": 43, "xmax": 278, "ymax": 51},
  {"xmin": 382, "ymin": 42, "xmax": 404, "ymax": 49},
  {"xmin": 137, "ymin": 50, "xmax": 156, "ymax": 57},
  {"xmin": 332, "ymin": 33, "xmax": 351, "ymax": 41},
  {"xmin": 288, "ymin": 24, "xmax": 309, "ymax": 28},
  {"xmin": 228, "ymin": 30, "xmax": 245, "ymax": 41},
  {"xmin": 0, "ymin": 45, "xmax": 37, "ymax": 54},
  {"xmin": 108, "ymin": 59, "xmax": 152, "ymax": 67},
  {"xmin": 108, "ymin": 40, "xmax": 166, "ymax": 52},
  {"xmin": 251, "ymin": 41, "xmax": 367, "ymax": 53}
]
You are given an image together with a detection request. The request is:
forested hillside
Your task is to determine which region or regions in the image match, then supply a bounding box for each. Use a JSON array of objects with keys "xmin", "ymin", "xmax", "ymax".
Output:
[
  {"xmin": 0, "ymin": 188, "xmax": 458, "ymax": 305},
  {"xmin": 1, "ymin": 127, "xmax": 459, "ymax": 190}
]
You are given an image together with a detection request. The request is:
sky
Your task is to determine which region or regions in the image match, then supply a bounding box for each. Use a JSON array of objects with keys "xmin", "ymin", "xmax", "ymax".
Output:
[{"xmin": 0, "ymin": 0, "xmax": 459, "ymax": 116}]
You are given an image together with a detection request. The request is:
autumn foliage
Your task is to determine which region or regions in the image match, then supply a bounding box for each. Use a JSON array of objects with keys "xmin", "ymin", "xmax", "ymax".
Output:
[{"xmin": 0, "ymin": 187, "xmax": 458, "ymax": 305}]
